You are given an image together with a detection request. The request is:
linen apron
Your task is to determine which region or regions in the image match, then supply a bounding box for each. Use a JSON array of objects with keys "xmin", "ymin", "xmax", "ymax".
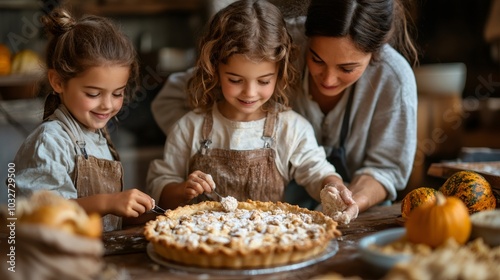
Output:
[
  {"xmin": 189, "ymin": 110, "xmax": 285, "ymax": 202},
  {"xmin": 50, "ymin": 108, "xmax": 123, "ymax": 232}
]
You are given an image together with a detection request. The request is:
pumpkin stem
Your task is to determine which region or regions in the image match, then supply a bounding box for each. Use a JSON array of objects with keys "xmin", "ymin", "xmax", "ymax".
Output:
[{"xmin": 435, "ymin": 192, "xmax": 446, "ymax": 206}]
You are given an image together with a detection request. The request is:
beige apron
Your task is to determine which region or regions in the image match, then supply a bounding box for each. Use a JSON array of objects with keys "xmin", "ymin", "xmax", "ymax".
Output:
[
  {"xmin": 54, "ymin": 114, "xmax": 123, "ymax": 232},
  {"xmin": 189, "ymin": 110, "xmax": 285, "ymax": 202}
]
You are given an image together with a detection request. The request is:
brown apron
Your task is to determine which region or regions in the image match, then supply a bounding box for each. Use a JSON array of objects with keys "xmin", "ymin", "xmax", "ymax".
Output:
[
  {"xmin": 57, "ymin": 120, "xmax": 123, "ymax": 232},
  {"xmin": 189, "ymin": 110, "xmax": 285, "ymax": 202}
]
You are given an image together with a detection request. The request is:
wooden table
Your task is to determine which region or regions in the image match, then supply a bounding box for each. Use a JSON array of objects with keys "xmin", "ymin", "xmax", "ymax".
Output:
[{"xmin": 102, "ymin": 203, "xmax": 403, "ymax": 280}]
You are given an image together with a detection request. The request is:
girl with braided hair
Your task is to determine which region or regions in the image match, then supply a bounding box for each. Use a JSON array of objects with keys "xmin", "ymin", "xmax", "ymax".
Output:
[{"xmin": 13, "ymin": 8, "xmax": 154, "ymax": 231}]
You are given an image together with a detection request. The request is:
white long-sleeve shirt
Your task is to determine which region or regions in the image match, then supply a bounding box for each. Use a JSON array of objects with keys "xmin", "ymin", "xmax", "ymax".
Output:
[{"xmin": 146, "ymin": 104, "xmax": 340, "ymax": 202}]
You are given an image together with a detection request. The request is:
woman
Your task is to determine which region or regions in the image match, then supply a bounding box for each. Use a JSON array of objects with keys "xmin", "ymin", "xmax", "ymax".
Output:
[{"xmin": 151, "ymin": 0, "xmax": 418, "ymax": 217}]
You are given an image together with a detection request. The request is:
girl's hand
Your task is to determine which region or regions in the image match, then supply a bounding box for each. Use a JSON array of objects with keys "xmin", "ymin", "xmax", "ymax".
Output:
[
  {"xmin": 111, "ymin": 189, "xmax": 154, "ymax": 218},
  {"xmin": 183, "ymin": 170, "xmax": 216, "ymax": 201}
]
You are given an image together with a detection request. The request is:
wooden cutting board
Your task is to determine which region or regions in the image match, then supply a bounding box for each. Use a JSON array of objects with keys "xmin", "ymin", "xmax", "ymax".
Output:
[{"xmin": 102, "ymin": 226, "xmax": 147, "ymax": 255}]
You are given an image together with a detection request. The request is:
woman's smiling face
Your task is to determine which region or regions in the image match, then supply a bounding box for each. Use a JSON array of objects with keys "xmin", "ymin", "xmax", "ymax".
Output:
[{"xmin": 306, "ymin": 36, "xmax": 372, "ymax": 97}]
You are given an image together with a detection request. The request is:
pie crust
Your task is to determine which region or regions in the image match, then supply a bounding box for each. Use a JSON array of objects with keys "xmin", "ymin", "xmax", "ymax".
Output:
[{"xmin": 144, "ymin": 200, "xmax": 341, "ymax": 268}]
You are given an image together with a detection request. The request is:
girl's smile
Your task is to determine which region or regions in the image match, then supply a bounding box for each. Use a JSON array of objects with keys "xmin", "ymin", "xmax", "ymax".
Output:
[
  {"xmin": 218, "ymin": 54, "xmax": 278, "ymax": 122},
  {"xmin": 50, "ymin": 65, "xmax": 130, "ymax": 131}
]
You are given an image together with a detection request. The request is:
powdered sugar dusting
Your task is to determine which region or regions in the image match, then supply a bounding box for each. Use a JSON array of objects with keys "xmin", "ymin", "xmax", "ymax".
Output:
[{"xmin": 153, "ymin": 208, "xmax": 327, "ymax": 249}]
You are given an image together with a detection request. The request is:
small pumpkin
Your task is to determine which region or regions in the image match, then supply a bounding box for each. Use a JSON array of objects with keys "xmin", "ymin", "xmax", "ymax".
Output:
[
  {"xmin": 401, "ymin": 187, "xmax": 438, "ymax": 219},
  {"xmin": 11, "ymin": 49, "xmax": 43, "ymax": 75},
  {"xmin": 439, "ymin": 170, "xmax": 496, "ymax": 214},
  {"xmin": 405, "ymin": 192, "xmax": 471, "ymax": 248},
  {"xmin": 0, "ymin": 44, "xmax": 11, "ymax": 75}
]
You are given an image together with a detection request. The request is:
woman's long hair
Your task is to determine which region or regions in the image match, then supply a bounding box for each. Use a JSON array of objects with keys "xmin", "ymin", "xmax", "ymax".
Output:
[{"xmin": 305, "ymin": 0, "xmax": 419, "ymax": 66}]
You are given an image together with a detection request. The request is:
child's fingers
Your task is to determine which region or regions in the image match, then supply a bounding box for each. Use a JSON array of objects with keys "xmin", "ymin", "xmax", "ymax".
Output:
[
  {"xmin": 205, "ymin": 174, "xmax": 216, "ymax": 191},
  {"xmin": 129, "ymin": 202, "xmax": 147, "ymax": 217},
  {"xmin": 123, "ymin": 189, "xmax": 154, "ymax": 215},
  {"xmin": 132, "ymin": 189, "xmax": 154, "ymax": 210},
  {"xmin": 187, "ymin": 171, "xmax": 215, "ymax": 193}
]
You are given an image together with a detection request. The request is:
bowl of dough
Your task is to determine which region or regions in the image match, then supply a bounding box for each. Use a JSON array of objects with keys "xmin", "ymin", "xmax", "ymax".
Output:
[{"xmin": 470, "ymin": 209, "xmax": 500, "ymax": 247}]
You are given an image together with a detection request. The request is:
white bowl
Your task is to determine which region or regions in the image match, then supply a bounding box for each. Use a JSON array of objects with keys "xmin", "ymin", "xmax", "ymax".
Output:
[
  {"xmin": 470, "ymin": 209, "xmax": 500, "ymax": 247},
  {"xmin": 358, "ymin": 228, "xmax": 411, "ymax": 270},
  {"xmin": 413, "ymin": 63, "xmax": 467, "ymax": 96}
]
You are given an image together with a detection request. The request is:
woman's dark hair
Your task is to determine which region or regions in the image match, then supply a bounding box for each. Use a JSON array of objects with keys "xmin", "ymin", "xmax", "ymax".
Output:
[{"xmin": 305, "ymin": 0, "xmax": 418, "ymax": 66}]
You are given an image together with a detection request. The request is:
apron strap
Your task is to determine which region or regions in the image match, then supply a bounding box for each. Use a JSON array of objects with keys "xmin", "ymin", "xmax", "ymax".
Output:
[
  {"xmin": 262, "ymin": 111, "xmax": 277, "ymax": 148},
  {"xmin": 327, "ymin": 83, "xmax": 356, "ymax": 182},
  {"xmin": 47, "ymin": 115, "xmax": 88, "ymax": 159},
  {"xmin": 200, "ymin": 111, "xmax": 213, "ymax": 153},
  {"xmin": 339, "ymin": 84, "xmax": 355, "ymax": 148}
]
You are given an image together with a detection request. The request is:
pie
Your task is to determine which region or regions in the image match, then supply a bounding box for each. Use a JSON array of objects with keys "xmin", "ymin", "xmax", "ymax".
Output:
[{"xmin": 144, "ymin": 200, "xmax": 341, "ymax": 268}]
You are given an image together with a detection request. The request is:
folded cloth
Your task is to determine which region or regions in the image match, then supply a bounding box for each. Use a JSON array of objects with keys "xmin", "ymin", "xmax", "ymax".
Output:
[{"xmin": 1, "ymin": 224, "xmax": 104, "ymax": 280}]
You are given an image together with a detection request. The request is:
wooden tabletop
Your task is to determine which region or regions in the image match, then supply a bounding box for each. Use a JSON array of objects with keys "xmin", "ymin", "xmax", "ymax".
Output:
[{"xmin": 102, "ymin": 203, "xmax": 403, "ymax": 280}]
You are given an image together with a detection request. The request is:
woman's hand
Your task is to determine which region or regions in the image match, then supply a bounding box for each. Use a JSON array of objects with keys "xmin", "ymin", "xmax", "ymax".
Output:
[{"xmin": 321, "ymin": 181, "xmax": 359, "ymax": 224}]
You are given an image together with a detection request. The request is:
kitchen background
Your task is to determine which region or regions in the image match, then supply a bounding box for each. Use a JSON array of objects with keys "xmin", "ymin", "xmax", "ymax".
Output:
[{"xmin": 0, "ymin": 0, "xmax": 499, "ymax": 204}]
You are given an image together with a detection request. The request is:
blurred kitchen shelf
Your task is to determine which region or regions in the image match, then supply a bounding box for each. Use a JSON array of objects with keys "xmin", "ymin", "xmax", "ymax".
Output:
[
  {"xmin": 463, "ymin": 128, "xmax": 500, "ymax": 149},
  {"xmin": 0, "ymin": 0, "xmax": 39, "ymax": 9},
  {"xmin": 77, "ymin": 0, "xmax": 206, "ymax": 16},
  {"xmin": 0, "ymin": 74, "xmax": 42, "ymax": 86}
]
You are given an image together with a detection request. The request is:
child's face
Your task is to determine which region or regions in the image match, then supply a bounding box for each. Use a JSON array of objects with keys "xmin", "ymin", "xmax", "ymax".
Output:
[
  {"xmin": 58, "ymin": 65, "xmax": 129, "ymax": 131},
  {"xmin": 218, "ymin": 54, "xmax": 277, "ymax": 121}
]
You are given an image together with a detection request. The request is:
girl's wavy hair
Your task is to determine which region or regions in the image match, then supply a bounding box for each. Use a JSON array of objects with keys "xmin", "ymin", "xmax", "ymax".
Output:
[
  {"xmin": 40, "ymin": 8, "xmax": 139, "ymax": 160},
  {"xmin": 305, "ymin": 0, "xmax": 419, "ymax": 67},
  {"xmin": 187, "ymin": 0, "xmax": 298, "ymax": 113}
]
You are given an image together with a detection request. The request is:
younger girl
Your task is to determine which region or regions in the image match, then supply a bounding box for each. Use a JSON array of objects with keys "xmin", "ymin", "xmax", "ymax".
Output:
[
  {"xmin": 147, "ymin": 0, "xmax": 353, "ymax": 217},
  {"xmin": 14, "ymin": 8, "xmax": 154, "ymax": 231}
]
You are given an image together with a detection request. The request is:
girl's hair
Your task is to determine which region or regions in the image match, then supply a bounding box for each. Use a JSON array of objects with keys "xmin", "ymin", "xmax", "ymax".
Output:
[
  {"xmin": 305, "ymin": 0, "xmax": 419, "ymax": 66},
  {"xmin": 187, "ymin": 0, "xmax": 298, "ymax": 113},
  {"xmin": 40, "ymin": 8, "xmax": 139, "ymax": 160}
]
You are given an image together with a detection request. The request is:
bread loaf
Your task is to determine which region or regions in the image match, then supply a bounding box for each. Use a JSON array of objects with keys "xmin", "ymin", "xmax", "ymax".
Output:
[{"xmin": 17, "ymin": 191, "xmax": 102, "ymax": 238}]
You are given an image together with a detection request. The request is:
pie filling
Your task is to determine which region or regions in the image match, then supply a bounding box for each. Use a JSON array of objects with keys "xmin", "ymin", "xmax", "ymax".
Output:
[{"xmin": 144, "ymin": 200, "xmax": 341, "ymax": 268}]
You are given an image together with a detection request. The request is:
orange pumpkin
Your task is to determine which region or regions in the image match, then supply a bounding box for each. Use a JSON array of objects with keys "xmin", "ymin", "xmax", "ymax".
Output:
[
  {"xmin": 405, "ymin": 192, "xmax": 471, "ymax": 248},
  {"xmin": 401, "ymin": 187, "xmax": 438, "ymax": 219},
  {"xmin": 439, "ymin": 170, "xmax": 496, "ymax": 214},
  {"xmin": 0, "ymin": 44, "xmax": 11, "ymax": 75}
]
